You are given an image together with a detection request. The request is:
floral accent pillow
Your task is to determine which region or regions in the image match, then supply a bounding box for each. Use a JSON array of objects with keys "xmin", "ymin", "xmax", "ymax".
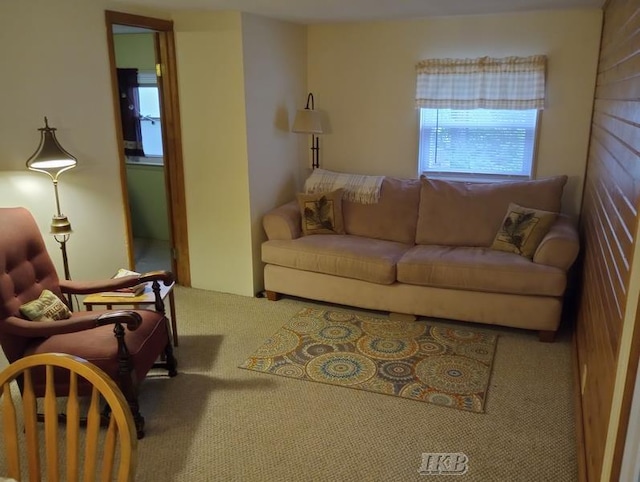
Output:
[
  {"xmin": 297, "ymin": 189, "xmax": 345, "ymax": 235},
  {"xmin": 491, "ymin": 203, "xmax": 557, "ymax": 258},
  {"xmin": 19, "ymin": 289, "xmax": 71, "ymax": 322}
]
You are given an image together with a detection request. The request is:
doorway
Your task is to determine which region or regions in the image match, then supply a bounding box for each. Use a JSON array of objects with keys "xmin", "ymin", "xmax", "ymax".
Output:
[{"xmin": 105, "ymin": 10, "xmax": 191, "ymax": 286}]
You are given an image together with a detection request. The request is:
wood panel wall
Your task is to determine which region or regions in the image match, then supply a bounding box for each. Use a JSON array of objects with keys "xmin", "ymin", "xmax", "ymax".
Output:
[{"xmin": 577, "ymin": 0, "xmax": 640, "ymax": 479}]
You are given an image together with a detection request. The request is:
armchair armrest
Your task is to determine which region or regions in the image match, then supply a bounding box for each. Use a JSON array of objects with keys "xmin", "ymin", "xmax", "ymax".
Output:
[
  {"xmin": 533, "ymin": 215, "xmax": 580, "ymax": 270},
  {"xmin": 2, "ymin": 310, "xmax": 142, "ymax": 338},
  {"xmin": 60, "ymin": 270, "xmax": 174, "ymax": 295},
  {"xmin": 263, "ymin": 201, "xmax": 302, "ymax": 240},
  {"xmin": 96, "ymin": 310, "xmax": 142, "ymax": 331}
]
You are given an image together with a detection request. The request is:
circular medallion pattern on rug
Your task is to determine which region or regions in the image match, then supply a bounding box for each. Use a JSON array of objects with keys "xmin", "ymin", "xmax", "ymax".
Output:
[
  {"xmin": 323, "ymin": 311, "xmax": 357, "ymax": 322},
  {"xmin": 302, "ymin": 343, "xmax": 336, "ymax": 358},
  {"xmin": 399, "ymin": 383, "xmax": 484, "ymax": 412},
  {"xmin": 419, "ymin": 340, "xmax": 448, "ymax": 356},
  {"xmin": 431, "ymin": 326, "xmax": 490, "ymax": 346},
  {"xmin": 251, "ymin": 329, "xmax": 300, "ymax": 358},
  {"xmin": 285, "ymin": 312, "xmax": 328, "ymax": 334},
  {"xmin": 415, "ymin": 355, "xmax": 489, "ymax": 395},
  {"xmin": 378, "ymin": 361, "xmax": 416, "ymax": 384},
  {"xmin": 241, "ymin": 357, "xmax": 272, "ymax": 371},
  {"xmin": 274, "ymin": 364, "xmax": 305, "ymax": 378},
  {"xmin": 311, "ymin": 322, "xmax": 362, "ymax": 344},
  {"xmin": 356, "ymin": 335, "xmax": 419, "ymax": 360},
  {"xmin": 426, "ymin": 391, "xmax": 458, "ymax": 407},
  {"xmin": 454, "ymin": 342, "xmax": 495, "ymax": 363},
  {"xmin": 359, "ymin": 376, "xmax": 396, "ymax": 395},
  {"xmin": 306, "ymin": 352, "xmax": 377, "ymax": 386}
]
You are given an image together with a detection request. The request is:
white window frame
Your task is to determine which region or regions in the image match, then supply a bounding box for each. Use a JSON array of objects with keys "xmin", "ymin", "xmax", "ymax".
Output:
[
  {"xmin": 137, "ymin": 71, "xmax": 164, "ymax": 164},
  {"xmin": 417, "ymin": 108, "xmax": 541, "ymax": 182}
]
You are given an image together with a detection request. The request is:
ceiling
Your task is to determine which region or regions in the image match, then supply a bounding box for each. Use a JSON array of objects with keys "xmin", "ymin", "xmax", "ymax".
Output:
[{"xmin": 112, "ymin": 0, "xmax": 604, "ymax": 24}]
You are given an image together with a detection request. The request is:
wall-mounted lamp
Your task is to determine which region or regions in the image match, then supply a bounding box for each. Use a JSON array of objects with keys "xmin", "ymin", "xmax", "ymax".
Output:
[
  {"xmin": 292, "ymin": 92, "xmax": 324, "ymax": 169},
  {"xmin": 26, "ymin": 117, "xmax": 77, "ymax": 282}
]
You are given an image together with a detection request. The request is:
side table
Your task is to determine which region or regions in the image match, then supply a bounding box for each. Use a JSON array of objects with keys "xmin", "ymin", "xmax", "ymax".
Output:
[{"xmin": 83, "ymin": 281, "xmax": 178, "ymax": 347}]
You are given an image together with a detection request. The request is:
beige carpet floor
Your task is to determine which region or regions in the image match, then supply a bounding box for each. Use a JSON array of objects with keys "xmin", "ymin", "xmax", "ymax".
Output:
[{"xmin": 0, "ymin": 287, "xmax": 577, "ymax": 481}]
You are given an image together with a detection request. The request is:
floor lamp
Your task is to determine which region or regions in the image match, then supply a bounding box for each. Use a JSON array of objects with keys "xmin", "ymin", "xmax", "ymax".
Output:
[
  {"xmin": 292, "ymin": 93, "xmax": 324, "ymax": 169},
  {"xmin": 26, "ymin": 117, "xmax": 77, "ymax": 289}
]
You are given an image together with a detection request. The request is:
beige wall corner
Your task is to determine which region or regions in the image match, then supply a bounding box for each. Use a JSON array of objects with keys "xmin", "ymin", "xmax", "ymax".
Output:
[{"xmin": 241, "ymin": 13, "xmax": 307, "ymax": 295}]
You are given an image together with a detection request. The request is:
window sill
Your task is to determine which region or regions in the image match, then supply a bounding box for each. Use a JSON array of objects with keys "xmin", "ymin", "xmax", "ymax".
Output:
[
  {"xmin": 126, "ymin": 156, "xmax": 164, "ymax": 167},
  {"xmin": 420, "ymin": 172, "xmax": 531, "ymax": 184}
]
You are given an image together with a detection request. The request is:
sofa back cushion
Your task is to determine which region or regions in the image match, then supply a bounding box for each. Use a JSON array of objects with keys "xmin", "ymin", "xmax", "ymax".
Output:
[
  {"xmin": 415, "ymin": 176, "xmax": 567, "ymax": 247},
  {"xmin": 343, "ymin": 177, "xmax": 421, "ymax": 245}
]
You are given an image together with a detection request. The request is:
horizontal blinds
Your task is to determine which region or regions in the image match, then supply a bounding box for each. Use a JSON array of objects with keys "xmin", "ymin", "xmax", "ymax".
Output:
[
  {"xmin": 418, "ymin": 109, "xmax": 537, "ymax": 178},
  {"xmin": 137, "ymin": 71, "xmax": 157, "ymax": 86}
]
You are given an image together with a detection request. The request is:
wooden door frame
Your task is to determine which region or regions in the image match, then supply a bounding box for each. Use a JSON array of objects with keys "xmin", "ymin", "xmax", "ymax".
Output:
[
  {"xmin": 612, "ymin": 300, "xmax": 640, "ymax": 481},
  {"xmin": 105, "ymin": 10, "xmax": 191, "ymax": 286}
]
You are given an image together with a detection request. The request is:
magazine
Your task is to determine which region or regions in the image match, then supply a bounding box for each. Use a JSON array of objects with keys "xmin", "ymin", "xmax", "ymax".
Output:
[{"xmin": 101, "ymin": 268, "xmax": 146, "ymax": 297}]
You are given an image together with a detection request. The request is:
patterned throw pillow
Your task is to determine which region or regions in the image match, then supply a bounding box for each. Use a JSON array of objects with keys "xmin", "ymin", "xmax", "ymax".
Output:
[
  {"xmin": 491, "ymin": 203, "xmax": 557, "ymax": 259},
  {"xmin": 19, "ymin": 289, "xmax": 71, "ymax": 322},
  {"xmin": 297, "ymin": 189, "xmax": 345, "ymax": 235}
]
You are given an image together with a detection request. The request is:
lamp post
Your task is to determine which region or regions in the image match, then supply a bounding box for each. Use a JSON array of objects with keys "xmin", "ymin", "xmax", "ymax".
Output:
[
  {"xmin": 292, "ymin": 93, "xmax": 324, "ymax": 169},
  {"xmin": 26, "ymin": 117, "xmax": 77, "ymax": 283}
]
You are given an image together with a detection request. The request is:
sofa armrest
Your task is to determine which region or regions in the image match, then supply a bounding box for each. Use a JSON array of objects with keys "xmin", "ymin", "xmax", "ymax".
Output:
[
  {"xmin": 263, "ymin": 201, "xmax": 302, "ymax": 240},
  {"xmin": 533, "ymin": 215, "xmax": 580, "ymax": 270}
]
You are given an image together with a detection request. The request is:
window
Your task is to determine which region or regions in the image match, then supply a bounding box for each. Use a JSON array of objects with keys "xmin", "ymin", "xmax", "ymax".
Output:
[
  {"xmin": 414, "ymin": 55, "xmax": 546, "ymax": 180},
  {"xmin": 137, "ymin": 71, "xmax": 163, "ymax": 159},
  {"xmin": 418, "ymin": 108, "xmax": 539, "ymax": 180}
]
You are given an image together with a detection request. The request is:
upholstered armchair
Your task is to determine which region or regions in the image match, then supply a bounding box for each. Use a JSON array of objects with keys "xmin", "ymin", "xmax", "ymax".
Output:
[{"xmin": 0, "ymin": 207, "xmax": 177, "ymax": 438}]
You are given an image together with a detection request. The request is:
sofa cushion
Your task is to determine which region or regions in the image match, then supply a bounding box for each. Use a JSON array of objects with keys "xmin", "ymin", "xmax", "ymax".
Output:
[
  {"xmin": 491, "ymin": 203, "xmax": 557, "ymax": 258},
  {"xmin": 343, "ymin": 177, "xmax": 421, "ymax": 245},
  {"xmin": 297, "ymin": 189, "xmax": 345, "ymax": 235},
  {"xmin": 262, "ymin": 235, "xmax": 412, "ymax": 285},
  {"xmin": 397, "ymin": 245, "xmax": 566, "ymax": 296},
  {"xmin": 415, "ymin": 176, "xmax": 567, "ymax": 247}
]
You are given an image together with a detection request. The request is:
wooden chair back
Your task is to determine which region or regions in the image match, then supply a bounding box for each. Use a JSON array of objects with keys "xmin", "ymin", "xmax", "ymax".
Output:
[{"xmin": 0, "ymin": 353, "xmax": 137, "ymax": 482}]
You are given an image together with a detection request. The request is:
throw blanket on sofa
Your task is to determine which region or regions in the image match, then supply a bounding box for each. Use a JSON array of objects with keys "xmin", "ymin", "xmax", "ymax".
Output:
[{"xmin": 304, "ymin": 169, "xmax": 384, "ymax": 204}]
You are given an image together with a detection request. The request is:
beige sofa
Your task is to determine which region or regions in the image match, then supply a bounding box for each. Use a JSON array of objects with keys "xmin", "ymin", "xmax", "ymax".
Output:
[{"xmin": 261, "ymin": 175, "xmax": 579, "ymax": 341}]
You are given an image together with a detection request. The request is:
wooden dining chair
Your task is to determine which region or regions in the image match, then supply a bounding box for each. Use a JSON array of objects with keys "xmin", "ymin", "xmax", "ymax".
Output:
[{"xmin": 0, "ymin": 353, "xmax": 137, "ymax": 482}]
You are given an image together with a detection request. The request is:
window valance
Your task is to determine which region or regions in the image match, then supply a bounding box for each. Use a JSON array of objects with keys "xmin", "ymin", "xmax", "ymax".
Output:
[{"xmin": 415, "ymin": 55, "xmax": 547, "ymax": 110}]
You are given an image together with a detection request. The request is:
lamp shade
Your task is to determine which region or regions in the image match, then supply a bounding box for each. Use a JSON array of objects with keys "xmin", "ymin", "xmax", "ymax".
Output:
[
  {"xmin": 26, "ymin": 117, "xmax": 77, "ymax": 180},
  {"xmin": 292, "ymin": 109, "xmax": 324, "ymax": 134}
]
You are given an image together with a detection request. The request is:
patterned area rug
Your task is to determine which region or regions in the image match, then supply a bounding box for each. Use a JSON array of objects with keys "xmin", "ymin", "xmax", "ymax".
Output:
[{"xmin": 239, "ymin": 308, "xmax": 498, "ymax": 413}]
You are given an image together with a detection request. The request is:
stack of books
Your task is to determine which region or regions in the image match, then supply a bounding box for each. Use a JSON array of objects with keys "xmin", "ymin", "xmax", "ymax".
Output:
[{"xmin": 101, "ymin": 268, "xmax": 146, "ymax": 297}]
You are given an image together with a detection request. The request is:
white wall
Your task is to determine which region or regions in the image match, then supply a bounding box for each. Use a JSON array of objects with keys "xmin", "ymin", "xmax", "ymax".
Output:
[
  {"xmin": 0, "ymin": 0, "xmax": 166, "ymax": 281},
  {"xmin": 308, "ymin": 9, "xmax": 603, "ymax": 219},
  {"xmin": 241, "ymin": 13, "xmax": 307, "ymax": 294}
]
